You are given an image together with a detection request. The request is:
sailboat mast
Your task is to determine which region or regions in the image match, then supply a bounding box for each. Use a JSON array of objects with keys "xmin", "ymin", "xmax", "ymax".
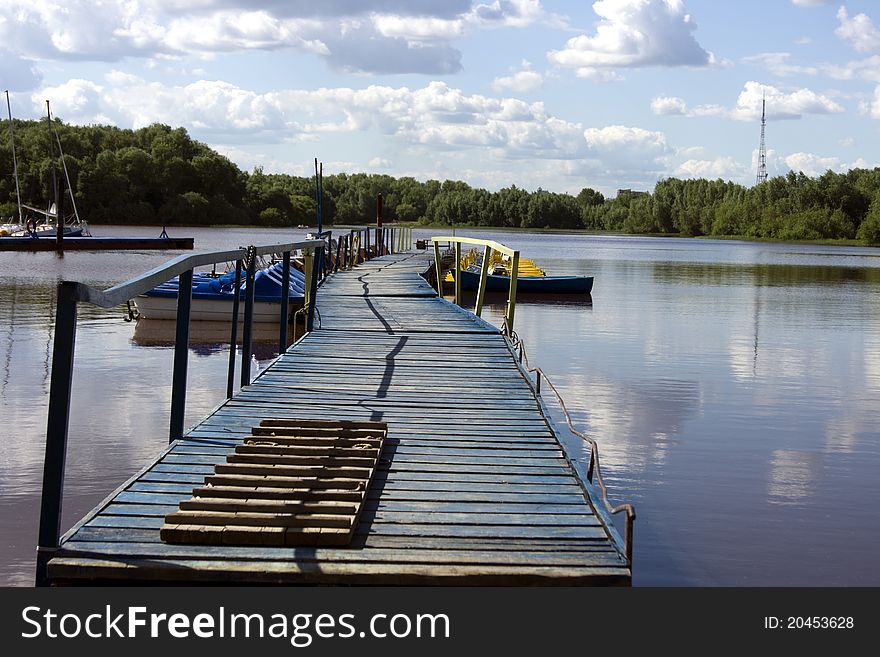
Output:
[
  {"xmin": 46, "ymin": 100, "xmax": 61, "ymax": 245},
  {"xmin": 5, "ymin": 91, "xmax": 23, "ymax": 224},
  {"xmin": 53, "ymin": 122, "xmax": 80, "ymax": 225}
]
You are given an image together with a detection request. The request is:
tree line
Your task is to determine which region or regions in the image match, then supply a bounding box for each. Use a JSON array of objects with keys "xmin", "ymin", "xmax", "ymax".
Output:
[{"xmin": 2, "ymin": 119, "xmax": 879, "ymax": 244}]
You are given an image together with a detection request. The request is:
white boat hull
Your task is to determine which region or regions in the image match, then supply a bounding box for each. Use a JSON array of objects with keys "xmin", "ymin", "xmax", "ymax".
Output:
[{"xmin": 133, "ymin": 295, "xmax": 294, "ymax": 323}]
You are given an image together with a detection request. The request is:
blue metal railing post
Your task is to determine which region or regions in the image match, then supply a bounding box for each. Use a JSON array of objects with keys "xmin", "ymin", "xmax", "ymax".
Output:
[
  {"xmin": 279, "ymin": 251, "xmax": 291, "ymax": 354},
  {"xmin": 226, "ymin": 259, "xmax": 242, "ymax": 398},
  {"xmin": 169, "ymin": 268, "xmax": 193, "ymax": 442},
  {"xmin": 240, "ymin": 252, "xmax": 256, "ymax": 386},
  {"xmin": 306, "ymin": 246, "xmax": 323, "ymax": 332},
  {"xmin": 35, "ymin": 281, "xmax": 78, "ymax": 586}
]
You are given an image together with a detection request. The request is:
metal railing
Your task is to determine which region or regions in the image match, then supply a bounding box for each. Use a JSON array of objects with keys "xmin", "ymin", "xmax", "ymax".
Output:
[
  {"xmin": 509, "ymin": 330, "xmax": 636, "ymax": 565},
  {"xmin": 35, "ymin": 238, "xmax": 325, "ymax": 586},
  {"xmin": 431, "ymin": 235, "xmax": 520, "ymax": 334},
  {"xmin": 332, "ymin": 226, "xmax": 413, "ymax": 273}
]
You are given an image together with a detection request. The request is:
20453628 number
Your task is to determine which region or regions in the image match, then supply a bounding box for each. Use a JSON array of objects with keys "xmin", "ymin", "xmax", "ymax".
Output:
[{"xmin": 787, "ymin": 617, "xmax": 854, "ymax": 629}]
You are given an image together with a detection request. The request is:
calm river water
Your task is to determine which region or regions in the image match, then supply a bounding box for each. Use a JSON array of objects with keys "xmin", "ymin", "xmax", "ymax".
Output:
[{"xmin": 1, "ymin": 225, "xmax": 879, "ymax": 586}]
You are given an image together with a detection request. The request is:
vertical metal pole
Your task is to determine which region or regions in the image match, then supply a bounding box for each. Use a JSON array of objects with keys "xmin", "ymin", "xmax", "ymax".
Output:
[
  {"xmin": 240, "ymin": 254, "xmax": 256, "ymax": 386},
  {"xmin": 454, "ymin": 241, "xmax": 461, "ymax": 306},
  {"xmin": 475, "ymin": 245, "xmax": 491, "ymax": 317},
  {"xmin": 35, "ymin": 281, "xmax": 78, "ymax": 586},
  {"xmin": 307, "ymin": 246, "xmax": 322, "ymax": 332},
  {"xmin": 335, "ymin": 235, "xmax": 342, "ymax": 272},
  {"xmin": 304, "ymin": 248, "xmax": 314, "ymax": 311},
  {"xmin": 505, "ymin": 251, "xmax": 520, "ymax": 334},
  {"xmin": 226, "ymin": 259, "xmax": 242, "ymax": 398},
  {"xmin": 433, "ymin": 241, "xmax": 442, "ymax": 295},
  {"xmin": 625, "ymin": 516, "xmax": 634, "ymax": 565},
  {"xmin": 169, "ymin": 268, "xmax": 193, "ymax": 442},
  {"xmin": 279, "ymin": 251, "xmax": 291, "ymax": 354},
  {"xmin": 6, "ymin": 91, "xmax": 23, "ymax": 224}
]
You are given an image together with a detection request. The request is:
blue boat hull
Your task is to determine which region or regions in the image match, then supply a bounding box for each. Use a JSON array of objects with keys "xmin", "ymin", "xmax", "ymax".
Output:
[{"xmin": 456, "ymin": 269, "xmax": 593, "ymax": 294}]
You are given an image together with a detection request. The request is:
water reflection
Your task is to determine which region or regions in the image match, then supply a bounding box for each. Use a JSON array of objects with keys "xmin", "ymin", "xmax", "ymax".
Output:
[
  {"xmin": 132, "ymin": 319, "xmax": 282, "ymax": 361},
  {"xmin": 767, "ymin": 449, "xmax": 818, "ymax": 506}
]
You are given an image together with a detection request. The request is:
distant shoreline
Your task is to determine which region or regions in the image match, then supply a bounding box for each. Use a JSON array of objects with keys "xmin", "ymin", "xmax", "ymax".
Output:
[{"xmin": 89, "ymin": 223, "xmax": 880, "ymax": 249}]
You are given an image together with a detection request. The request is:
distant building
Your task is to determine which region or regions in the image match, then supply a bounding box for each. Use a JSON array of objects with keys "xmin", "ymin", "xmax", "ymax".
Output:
[{"xmin": 616, "ymin": 189, "xmax": 648, "ymax": 198}]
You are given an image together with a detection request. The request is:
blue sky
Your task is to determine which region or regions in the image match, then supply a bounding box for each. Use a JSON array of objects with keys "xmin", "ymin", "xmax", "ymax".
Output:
[{"xmin": 2, "ymin": 0, "xmax": 879, "ymax": 195}]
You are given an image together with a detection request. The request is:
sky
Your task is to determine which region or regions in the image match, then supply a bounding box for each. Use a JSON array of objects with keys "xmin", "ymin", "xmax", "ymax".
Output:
[{"xmin": 1, "ymin": 0, "xmax": 879, "ymax": 196}]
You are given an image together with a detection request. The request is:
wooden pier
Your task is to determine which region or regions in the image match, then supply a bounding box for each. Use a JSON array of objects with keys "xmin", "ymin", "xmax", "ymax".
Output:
[
  {"xmin": 44, "ymin": 250, "xmax": 631, "ymax": 585},
  {"xmin": 0, "ymin": 236, "xmax": 194, "ymax": 251}
]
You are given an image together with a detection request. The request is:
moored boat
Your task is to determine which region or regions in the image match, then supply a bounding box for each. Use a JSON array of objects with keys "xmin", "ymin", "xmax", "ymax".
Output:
[
  {"xmin": 456, "ymin": 268, "xmax": 594, "ymax": 294},
  {"xmin": 133, "ymin": 262, "xmax": 306, "ymax": 322},
  {"xmin": 449, "ymin": 248, "xmax": 594, "ymax": 294}
]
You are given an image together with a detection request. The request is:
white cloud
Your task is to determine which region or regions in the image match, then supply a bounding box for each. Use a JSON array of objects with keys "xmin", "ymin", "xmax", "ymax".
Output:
[
  {"xmin": 782, "ymin": 152, "xmax": 875, "ymax": 176},
  {"xmin": 835, "ymin": 6, "xmax": 880, "ymax": 53},
  {"xmin": 742, "ymin": 52, "xmax": 818, "ymax": 77},
  {"xmin": 548, "ymin": 0, "xmax": 714, "ymax": 79},
  {"xmin": 784, "ymin": 152, "xmax": 842, "ymax": 176},
  {"xmin": 33, "ymin": 79, "xmax": 107, "ymax": 123},
  {"xmin": 675, "ymin": 156, "xmax": 746, "ymax": 180},
  {"xmin": 369, "ymin": 157, "xmax": 393, "ymax": 168},
  {"xmin": 491, "ymin": 61, "xmax": 543, "ymax": 93},
  {"xmin": 654, "ymin": 82, "xmax": 843, "ymax": 121},
  {"xmin": 791, "ymin": 0, "xmax": 832, "ymax": 6},
  {"xmin": 34, "ymin": 76, "xmax": 589, "ymax": 160},
  {"xmin": 373, "ymin": 15, "xmax": 465, "ymax": 40},
  {"xmin": 732, "ymin": 81, "xmax": 843, "ymax": 120},
  {"xmin": 583, "ymin": 125, "xmax": 670, "ymax": 179},
  {"xmin": 793, "ymin": 36, "xmax": 812, "ymax": 45},
  {"xmin": 0, "ymin": 1, "xmax": 546, "ymax": 76},
  {"xmin": 822, "ymin": 55, "xmax": 880, "ymax": 82},
  {"xmin": 651, "ymin": 95, "xmax": 687, "ymax": 115},
  {"xmin": 870, "ymin": 85, "xmax": 880, "ymax": 119}
]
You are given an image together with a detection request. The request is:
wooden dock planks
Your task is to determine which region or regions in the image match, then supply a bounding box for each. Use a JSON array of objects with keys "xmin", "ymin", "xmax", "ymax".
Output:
[
  {"xmin": 47, "ymin": 251, "xmax": 631, "ymax": 586},
  {"xmin": 160, "ymin": 419, "xmax": 387, "ymax": 547}
]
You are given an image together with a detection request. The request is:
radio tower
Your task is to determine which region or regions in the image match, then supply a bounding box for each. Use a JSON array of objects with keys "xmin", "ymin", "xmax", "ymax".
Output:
[{"xmin": 756, "ymin": 94, "xmax": 768, "ymax": 185}]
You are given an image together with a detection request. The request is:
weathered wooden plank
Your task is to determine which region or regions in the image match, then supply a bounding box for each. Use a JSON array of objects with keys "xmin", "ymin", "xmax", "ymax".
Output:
[{"xmin": 60, "ymin": 542, "xmax": 625, "ymax": 567}]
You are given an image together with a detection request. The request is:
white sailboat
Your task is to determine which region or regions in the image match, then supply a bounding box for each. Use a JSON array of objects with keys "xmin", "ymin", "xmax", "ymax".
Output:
[{"xmin": 1, "ymin": 96, "xmax": 90, "ymax": 238}]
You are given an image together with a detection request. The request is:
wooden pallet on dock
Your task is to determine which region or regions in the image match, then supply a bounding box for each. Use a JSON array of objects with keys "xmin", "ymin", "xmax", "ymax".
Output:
[{"xmin": 160, "ymin": 419, "xmax": 387, "ymax": 547}]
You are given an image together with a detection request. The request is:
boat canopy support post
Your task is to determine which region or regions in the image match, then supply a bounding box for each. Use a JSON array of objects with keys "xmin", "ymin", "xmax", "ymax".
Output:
[
  {"xmin": 505, "ymin": 251, "xmax": 520, "ymax": 333},
  {"xmin": 35, "ymin": 282, "xmax": 78, "ymax": 586},
  {"xmin": 226, "ymin": 259, "xmax": 242, "ymax": 398},
  {"xmin": 454, "ymin": 241, "xmax": 462, "ymax": 306},
  {"xmin": 474, "ymin": 245, "xmax": 492, "ymax": 317},
  {"xmin": 279, "ymin": 251, "xmax": 291, "ymax": 354},
  {"xmin": 169, "ymin": 269, "xmax": 193, "ymax": 442},
  {"xmin": 433, "ymin": 240, "xmax": 442, "ymax": 295},
  {"xmin": 240, "ymin": 249, "xmax": 257, "ymax": 387}
]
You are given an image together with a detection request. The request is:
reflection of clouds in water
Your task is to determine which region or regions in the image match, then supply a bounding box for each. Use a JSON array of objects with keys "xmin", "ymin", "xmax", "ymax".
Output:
[
  {"xmin": 823, "ymin": 403, "xmax": 880, "ymax": 454},
  {"xmin": 865, "ymin": 335, "xmax": 880, "ymax": 392},
  {"xmin": 767, "ymin": 449, "xmax": 818, "ymax": 506},
  {"xmin": 556, "ymin": 373, "xmax": 700, "ymax": 473},
  {"xmin": 728, "ymin": 338, "xmax": 757, "ymax": 381}
]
